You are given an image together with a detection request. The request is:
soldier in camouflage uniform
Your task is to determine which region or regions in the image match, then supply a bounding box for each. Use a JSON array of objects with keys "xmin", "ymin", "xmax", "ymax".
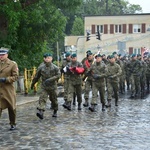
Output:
[
  {"xmin": 60, "ymin": 52, "xmax": 71, "ymax": 107},
  {"xmin": 31, "ymin": 53, "xmax": 61, "ymax": 119},
  {"xmin": 127, "ymin": 54, "xmax": 142, "ymax": 98},
  {"xmin": 88, "ymin": 54, "xmax": 108, "ymax": 112},
  {"xmin": 106, "ymin": 55, "xmax": 122, "ymax": 107},
  {"xmin": 137, "ymin": 54, "xmax": 147, "ymax": 98},
  {"xmin": 63, "ymin": 53, "xmax": 84, "ymax": 111},
  {"xmin": 82, "ymin": 52, "xmax": 94, "ymax": 107},
  {"xmin": 145, "ymin": 55, "xmax": 150, "ymax": 93},
  {"xmin": 116, "ymin": 54, "xmax": 125, "ymax": 94}
]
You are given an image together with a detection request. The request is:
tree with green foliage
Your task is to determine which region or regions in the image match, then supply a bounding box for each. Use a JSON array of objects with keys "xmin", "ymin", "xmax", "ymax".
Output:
[
  {"xmin": 71, "ymin": 17, "xmax": 84, "ymax": 35},
  {"xmin": 0, "ymin": 0, "xmax": 82, "ymax": 73}
]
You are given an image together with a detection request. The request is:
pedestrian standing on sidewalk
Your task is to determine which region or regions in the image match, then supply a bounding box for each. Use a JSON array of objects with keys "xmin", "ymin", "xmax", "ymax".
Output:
[
  {"xmin": 31, "ymin": 53, "xmax": 60, "ymax": 119},
  {"xmin": 0, "ymin": 47, "xmax": 19, "ymax": 130}
]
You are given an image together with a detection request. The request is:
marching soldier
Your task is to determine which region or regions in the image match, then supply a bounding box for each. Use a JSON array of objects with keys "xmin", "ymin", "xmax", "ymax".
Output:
[
  {"xmin": 31, "ymin": 53, "xmax": 61, "ymax": 119},
  {"xmin": 88, "ymin": 54, "xmax": 108, "ymax": 112},
  {"xmin": 82, "ymin": 52, "xmax": 94, "ymax": 107},
  {"xmin": 127, "ymin": 54, "xmax": 142, "ymax": 98},
  {"xmin": 60, "ymin": 52, "xmax": 71, "ymax": 107},
  {"xmin": 145, "ymin": 55, "xmax": 150, "ymax": 93},
  {"xmin": 106, "ymin": 55, "xmax": 122, "ymax": 107},
  {"xmin": 63, "ymin": 53, "xmax": 84, "ymax": 111},
  {"xmin": 137, "ymin": 54, "xmax": 147, "ymax": 98}
]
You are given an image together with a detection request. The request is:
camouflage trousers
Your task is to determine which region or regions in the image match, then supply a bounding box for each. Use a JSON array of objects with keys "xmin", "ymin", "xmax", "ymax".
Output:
[
  {"xmin": 130, "ymin": 74, "xmax": 140, "ymax": 95},
  {"xmin": 67, "ymin": 82, "xmax": 82, "ymax": 104},
  {"xmin": 91, "ymin": 81, "xmax": 106, "ymax": 105},
  {"xmin": 37, "ymin": 87, "xmax": 58, "ymax": 111},
  {"xmin": 107, "ymin": 79, "xmax": 119, "ymax": 100},
  {"xmin": 63, "ymin": 77, "xmax": 70, "ymax": 100},
  {"xmin": 84, "ymin": 79, "xmax": 92, "ymax": 100}
]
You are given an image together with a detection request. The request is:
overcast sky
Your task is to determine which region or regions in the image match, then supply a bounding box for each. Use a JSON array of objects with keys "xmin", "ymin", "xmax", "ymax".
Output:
[{"xmin": 128, "ymin": 0, "xmax": 150, "ymax": 13}]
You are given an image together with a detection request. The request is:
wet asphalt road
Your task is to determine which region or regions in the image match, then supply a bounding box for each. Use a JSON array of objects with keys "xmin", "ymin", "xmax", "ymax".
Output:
[{"xmin": 0, "ymin": 90, "xmax": 150, "ymax": 150}]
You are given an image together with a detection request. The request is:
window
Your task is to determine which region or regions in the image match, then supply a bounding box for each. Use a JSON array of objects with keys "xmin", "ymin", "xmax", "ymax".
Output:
[
  {"xmin": 96, "ymin": 25, "xmax": 103, "ymax": 33},
  {"xmin": 133, "ymin": 24, "xmax": 141, "ymax": 33},
  {"xmin": 115, "ymin": 24, "xmax": 122, "ymax": 33},
  {"xmin": 133, "ymin": 48, "xmax": 141, "ymax": 55}
]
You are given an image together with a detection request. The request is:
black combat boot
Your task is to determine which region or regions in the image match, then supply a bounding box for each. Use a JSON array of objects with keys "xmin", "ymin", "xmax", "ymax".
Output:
[
  {"xmin": 78, "ymin": 103, "xmax": 82, "ymax": 110},
  {"xmin": 105, "ymin": 99, "xmax": 111, "ymax": 108},
  {"xmin": 115, "ymin": 98, "xmax": 118, "ymax": 106},
  {"xmin": 130, "ymin": 93, "xmax": 134, "ymax": 99},
  {"xmin": 83, "ymin": 99, "xmax": 89, "ymax": 107},
  {"xmin": 102, "ymin": 103, "xmax": 105, "ymax": 111},
  {"xmin": 62, "ymin": 100, "xmax": 67, "ymax": 109},
  {"xmin": 52, "ymin": 110, "xmax": 57, "ymax": 117},
  {"xmin": 10, "ymin": 125, "xmax": 16, "ymax": 131},
  {"xmin": 89, "ymin": 104, "xmax": 96, "ymax": 112},
  {"xmin": 36, "ymin": 109, "xmax": 44, "ymax": 119},
  {"xmin": 66, "ymin": 102, "xmax": 71, "ymax": 111},
  {"xmin": 73, "ymin": 93, "xmax": 76, "ymax": 105}
]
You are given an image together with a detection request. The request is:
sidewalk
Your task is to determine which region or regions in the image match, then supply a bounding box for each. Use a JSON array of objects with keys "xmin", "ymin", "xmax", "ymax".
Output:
[
  {"xmin": 16, "ymin": 93, "xmax": 39, "ymax": 106},
  {"xmin": 16, "ymin": 86, "xmax": 64, "ymax": 106}
]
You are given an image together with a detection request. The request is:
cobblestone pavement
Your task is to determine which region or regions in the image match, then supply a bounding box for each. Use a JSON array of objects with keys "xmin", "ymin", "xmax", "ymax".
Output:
[{"xmin": 0, "ymin": 90, "xmax": 150, "ymax": 150}]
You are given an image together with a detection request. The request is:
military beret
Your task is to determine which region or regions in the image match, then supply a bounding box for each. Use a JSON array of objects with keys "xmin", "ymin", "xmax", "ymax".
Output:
[
  {"xmin": 43, "ymin": 53, "xmax": 52, "ymax": 58},
  {"xmin": 65, "ymin": 52, "xmax": 71, "ymax": 57},
  {"xmin": 109, "ymin": 55, "xmax": 115, "ymax": 59},
  {"xmin": 71, "ymin": 53, "xmax": 77, "ymax": 58},
  {"xmin": 118, "ymin": 54, "xmax": 122, "ymax": 57},
  {"xmin": 131, "ymin": 54, "xmax": 136, "ymax": 58},
  {"xmin": 112, "ymin": 51, "xmax": 117, "ymax": 55},
  {"xmin": 87, "ymin": 52, "xmax": 93, "ymax": 57},
  {"xmin": 0, "ymin": 47, "xmax": 9, "ymax": 55},
  {"xmin": 102, "ymin": 54, "xmax": 106, "ymax": 57},
  {"xmin": 95, "ymin": 54, "xmax": 102, "ymax": 58},
  {"xmin": 86, "ymin": 50, "xmax": 91, "ymax": 54}
]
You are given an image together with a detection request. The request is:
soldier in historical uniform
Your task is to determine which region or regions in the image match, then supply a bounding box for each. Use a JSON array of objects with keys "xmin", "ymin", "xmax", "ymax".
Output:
[
  {"xmin": 63, "ymin": 53, "xmax": 84, "ymax": 111},
  {"xmin": 60, "ymin": 52, "xmax": 71, "ymax": 107},
  {"xmin": 106, "ymin": 55, "xmax": 122, "ymax": 107},
  {"xmin": 127, "ymin": 54, "xmax": 142, "ymax": 98},
  {"xmin": 0, "ymin": 48, "xmax": 19, "ymax": 130},
  {"xmin": 88, "ymin": 54, "xmax": 108, "ymax": 112},
  {"xmin": 31, "ymin": 53, "xmax": 61, "ymax": 119},
  {"xmin": 82, "ymin": 52, "xmax": 94, "ymax": 107}
]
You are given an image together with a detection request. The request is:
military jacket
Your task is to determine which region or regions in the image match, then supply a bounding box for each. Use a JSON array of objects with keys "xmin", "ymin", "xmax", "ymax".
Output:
[
  {"xmin": 145, "ymin": 59, "xmax": 150, "ymax": 75},
  {"xmin": 32, "ymin": 62, "xmax": 61, "ymax": 88},
  {"xmin": 90, "ymin": 61, "xmax": 108, "ymax": 83},
  {"xmin": 0, "ymin": 58, "xmax": 18, "ymax": 110},
  {"xmin": 127, "ymin": 59, "xmax": 142, "ymax": 76},
  {"xmin": 106, "ymin": 62, "xmax": 122, "ymax": 81},
  {"xmin": 60, "ymin": 59, "xmax": 71, "ymax": 77},
  {"xmin": 68, "ymin": 61, "xmax": 83, "ymax": 85}
]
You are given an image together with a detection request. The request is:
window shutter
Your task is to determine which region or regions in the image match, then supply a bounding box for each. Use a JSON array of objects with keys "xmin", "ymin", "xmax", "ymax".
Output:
[
  {"xmin": 104, "ymin": 24, "xmax": 108, "ymax": 34},
  {"xmin": 129, "ymin": 47, "xmax": 133, "ymax": 54},
  {"xmin": 122, "ymin": 24, "xmax": 126, "ymax": 34},
  {"xmin": 110, "ymin": 24, "xmax": 114, "ymax": 34},
  {"xmin": 141, "ymin": 23, "xmax": 146, "ymax": 33},
  {"xmin": 91, "ymin": 25, "xmax": 95, "ymax": 34},
  {"xmin": 129, "ymin": 24, "xmax": 133, "ymax": 33}
]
